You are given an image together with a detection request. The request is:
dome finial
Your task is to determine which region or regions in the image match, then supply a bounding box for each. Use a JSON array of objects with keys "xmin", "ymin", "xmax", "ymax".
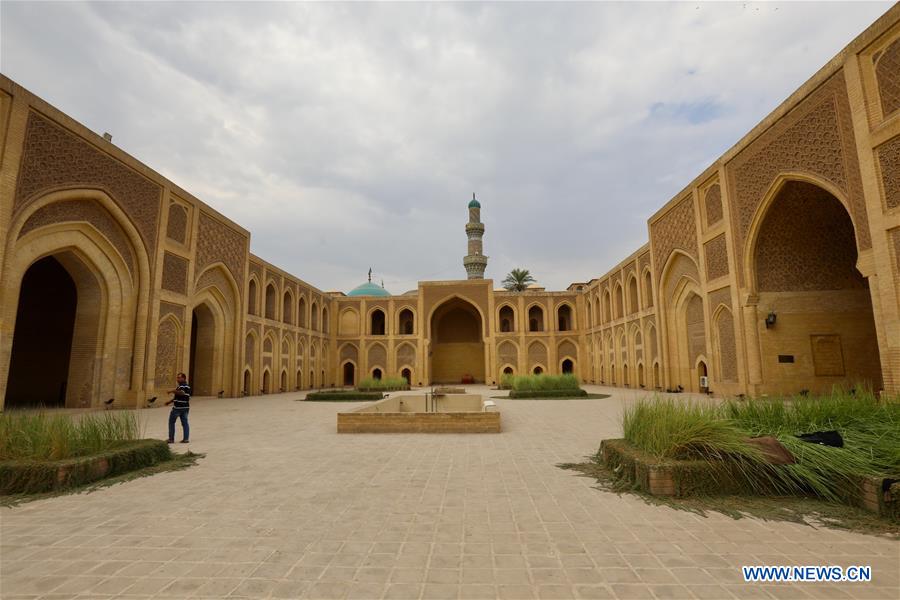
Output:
[{"xmin": 368, "ymin": 267, "xmax": 372, "ymax": 283}]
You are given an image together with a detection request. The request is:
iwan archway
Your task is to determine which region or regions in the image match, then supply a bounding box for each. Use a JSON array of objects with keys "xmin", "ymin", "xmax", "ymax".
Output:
[
  {"xmin": 429, "ymin": 297, "xmax": 485, "ymax": 384},
  {"xmin": 747, "ymin": 178, "xmax": 882, "ymax": 394}
]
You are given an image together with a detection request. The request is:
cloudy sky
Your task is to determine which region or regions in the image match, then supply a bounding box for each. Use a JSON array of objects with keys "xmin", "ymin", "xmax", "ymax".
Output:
[{"xmin": 1, "ymin": 1, "xmax": 891, "ymax": 293}]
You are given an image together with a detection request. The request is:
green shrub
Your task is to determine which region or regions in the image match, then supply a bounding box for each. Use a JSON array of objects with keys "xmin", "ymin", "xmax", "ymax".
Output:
[
  {"xmin": 357, "ymin": 377, "xmax": 408, "ymax": 391},
  {"xmin": 502, "ymin": 374, "xmax": 580, "ymax": 392},
  {"xmin": 508, "ymin": 389, "xmax": 588, "ymax": 399},
  {"xmin": 304, "ymin": 391, "xmax": 384, "ymax": 401},
  {"xmin": 0, "ymin": 411, "xmax": 142, "ymax": 461}
]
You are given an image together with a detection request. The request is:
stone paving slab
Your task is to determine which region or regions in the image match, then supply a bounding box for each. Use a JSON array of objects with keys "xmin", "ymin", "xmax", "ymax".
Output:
[{"xmin": 1, "ymin": 386, "xmax": 898, "ymax": 599}]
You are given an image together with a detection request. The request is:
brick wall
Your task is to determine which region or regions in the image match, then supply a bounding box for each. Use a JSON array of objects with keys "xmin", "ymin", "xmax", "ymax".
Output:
[{"xmin": 337, "ymin": 411, "xmax": 500, "ymax": 433}]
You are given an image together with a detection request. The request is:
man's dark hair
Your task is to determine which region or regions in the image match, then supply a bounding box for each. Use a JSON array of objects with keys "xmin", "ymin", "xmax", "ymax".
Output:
[{"xmin": 177, "ymin": 372, "xmax": 187, "ymax": 379}]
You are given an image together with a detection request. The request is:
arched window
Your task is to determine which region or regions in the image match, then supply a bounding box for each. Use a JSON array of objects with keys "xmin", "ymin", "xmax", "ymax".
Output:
[
  {"xmin": 533, "ymin": 366, "xmax": 543, "ymax": 375},
  {"xmin": 265, "ymin": 283, "xmax": 277, "ymax": 320},
  {"xmin": 604, "ymin": 290, "xmax": 612, "ymax": 322},
  {"xmin": 528, "ymin": 305, "xmax": 544, "ymax": 332},
  {"xmin": 644, "ymin": 271, "xmax": 653, "ymax": 308},
  {"xmin": 282, "ymin": 291, "xmax": 293, "ymax": 324},
  {"xmin": 614, "ymin": 283, "xmax": 624, "ymax": 320},
  {"xmin": 398, "ymin": 309, "xmax": 414, "ymax": 335},
  {"xmin": 499, "ymin": 305, "xmax": 514, "ymax": 332},
  {"xmin": 298, "ymin": 296, "xmax": 307, "ymax": 328},
  {"xmin": 322, "ymin": 307, "xmax": 329, "ymax": 333},
  {"xmin": 628, "ymin": 277, "xmax": 638, "ymax": 315},
  {"xmin": 248, "ymin": 279, "xmax": 258, "ymax": 315},
  {"xmin": 311, "ymin": 301, "xmax": 318, "ymax": 330},
  {"xmin": 557, "ymin": 304, "xmax": 572, "ymax": 331},
  {"xmin": 371, "ymin": 309, "xmax": 386, "ymax": 335}
]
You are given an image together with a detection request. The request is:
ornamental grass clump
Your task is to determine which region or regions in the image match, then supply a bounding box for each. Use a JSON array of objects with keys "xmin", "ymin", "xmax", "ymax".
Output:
[
  {"xmin": 623, "ymin": 398, "xmax": 757, "ymax": 461},
  {"xmin": 621, "ymin": 391, "xmax": 900, "ymax": 502},
  {"xmin": 0, "ymin": 410, "xmax": 142, "ymax": 461},
  {"xmin": 502, "ymin": 373, "xmax": 580, "ymax": 392},
  {"xmin": 357, "ymin": 376, "xmax": 408, "ymax": 391},
  {"xmin": 723, "ymin": 389, "xmax": 900, "ymax": 501}
]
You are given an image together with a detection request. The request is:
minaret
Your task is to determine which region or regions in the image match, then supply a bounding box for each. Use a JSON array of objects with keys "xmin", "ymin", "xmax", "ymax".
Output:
[{"xmin": 463, "ymin": 193, "xmax": 488, "ymax": 279}]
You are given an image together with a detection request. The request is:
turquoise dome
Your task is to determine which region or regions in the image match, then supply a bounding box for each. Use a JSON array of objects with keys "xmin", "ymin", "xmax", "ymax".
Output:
[
  {"xmin": 468, "ymin": 195, "xmax": 481, "ymax": 209},
  {"xmin": 347, "ymin": 281, "xmax": 391, "ymax": 297}
]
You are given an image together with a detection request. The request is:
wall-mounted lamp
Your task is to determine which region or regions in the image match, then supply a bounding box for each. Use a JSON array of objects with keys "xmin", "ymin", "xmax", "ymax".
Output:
[{"xmin": 764, "ymin": 312, "xmax": 777, "ymax": 329}]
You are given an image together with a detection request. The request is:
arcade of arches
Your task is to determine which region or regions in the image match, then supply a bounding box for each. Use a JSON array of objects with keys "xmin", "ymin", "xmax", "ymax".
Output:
[{"xmin": 2, "ymin": 10, "xmax": 900, "ymax": 409}]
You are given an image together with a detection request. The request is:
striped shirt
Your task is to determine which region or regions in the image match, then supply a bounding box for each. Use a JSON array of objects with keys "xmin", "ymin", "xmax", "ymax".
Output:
[{"xmin": 173, "ymin": 383, "xmax": 191, "ymax": 409}]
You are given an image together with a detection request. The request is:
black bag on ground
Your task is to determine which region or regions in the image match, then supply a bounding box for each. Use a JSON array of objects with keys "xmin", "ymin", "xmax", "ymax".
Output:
[{"xmin": 795, "ymin": 430, "xmax": 843, "ymax": 447}]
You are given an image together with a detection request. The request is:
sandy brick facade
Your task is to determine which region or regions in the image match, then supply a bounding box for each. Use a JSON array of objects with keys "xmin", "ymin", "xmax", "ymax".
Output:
[{"xmin": 1, "ymin": 7, "xmax": 898, "ymax": 409}]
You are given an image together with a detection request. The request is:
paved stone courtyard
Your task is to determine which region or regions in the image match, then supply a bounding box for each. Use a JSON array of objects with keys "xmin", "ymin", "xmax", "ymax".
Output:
[{"xmin": 2, "ymin": 386, "xmax": 898, "ymax": 599}]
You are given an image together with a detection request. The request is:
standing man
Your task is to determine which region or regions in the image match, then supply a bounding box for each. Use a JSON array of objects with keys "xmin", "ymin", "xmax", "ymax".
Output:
[{"xmin": 165, "ymin": 372, "xmax": 191, "ymax": 444}]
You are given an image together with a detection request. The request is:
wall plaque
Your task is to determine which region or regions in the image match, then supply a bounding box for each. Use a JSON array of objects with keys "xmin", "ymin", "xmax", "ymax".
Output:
[{"xmin": 811, "ymin": 335, "xmax": 844, "ymax": 377}]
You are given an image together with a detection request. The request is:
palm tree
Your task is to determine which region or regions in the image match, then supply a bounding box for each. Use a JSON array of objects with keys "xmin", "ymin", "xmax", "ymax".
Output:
[{"xmin": 503, "ymin": 268, "xmax": 536, "ymax": 292}]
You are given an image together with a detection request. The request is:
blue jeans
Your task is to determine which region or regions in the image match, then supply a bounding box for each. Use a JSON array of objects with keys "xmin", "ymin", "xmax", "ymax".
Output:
[{"xmin": 168, "ymin": 408, "xmax": 189, "ymax": 441}]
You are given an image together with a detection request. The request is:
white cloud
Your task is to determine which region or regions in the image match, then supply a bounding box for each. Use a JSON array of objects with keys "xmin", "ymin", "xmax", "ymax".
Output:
[{"xmin": 1, "ymin": 1, "xmax": 890, "ymax": 293}]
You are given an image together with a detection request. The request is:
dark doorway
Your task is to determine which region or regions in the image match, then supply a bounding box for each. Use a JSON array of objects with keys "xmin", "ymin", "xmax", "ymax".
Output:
[
  {"xmin": 243, "ymin": 370, "xmax": 251, "ymax": 395},
  {"xmin": 401, "ymin": 368, "xmax": 412, "ymax": 385},
  {"xmin": 371, "ymin": 309, "xmax": 386, "ymax": 335},
  {"xmin": 189, "ymin": 304, "xmax": 216, "ymax": 396},
  {"xmin": 561, "ymin": 359, "xmax": 574, "ymax": 374},
  {"xmin": 343, "ymin": 362, "xmax": 355, "ymax": 386},
  {"xmin": 6, "ymin": 256, "xmax": 77, "ymax": 408},
  {"xmin": 372, "ymin": 368, "xmax": 382, "ymax": 380}
]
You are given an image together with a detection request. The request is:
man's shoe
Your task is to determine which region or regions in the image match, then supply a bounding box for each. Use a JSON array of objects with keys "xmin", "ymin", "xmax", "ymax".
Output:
[
  {"xmin": 180, "ymin": 440, "xmax": 189, "ymax": 443},
  {"xmin": 167, "ymin": 439, "xmax": 174, "ymax": 444}
]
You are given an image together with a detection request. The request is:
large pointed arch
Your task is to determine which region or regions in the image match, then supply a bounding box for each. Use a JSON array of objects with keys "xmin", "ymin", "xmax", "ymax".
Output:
[{"xmin": 2, "ymin": 189, "xmax": 151, "ymax": 409}]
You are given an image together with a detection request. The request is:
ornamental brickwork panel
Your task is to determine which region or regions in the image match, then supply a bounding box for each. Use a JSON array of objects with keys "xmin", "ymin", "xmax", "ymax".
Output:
[
  {"xmin": 704, "ymin": 234, "xmax": 729, "ymax": 280},
  {"xmin": 755, "ymin": 182, "xmax": 866, "ymax": 292},
  {"xmin": 159, "ymin": 301, "xmax": 185, "ymax": 324},
  {"xmin": 528, "ymin": 341, "xmax": 548, "ymax": 366},
  {"xmin": 651, "ymin": 195, "xmax": 698, "ymax": 276},
  {"xmin": 15, "ymin": 112, "xmax": 161, "ymax": 253},
  {"xmin": 154, "ymin": 318, "xmax": 179, "ymax": 389},
  {"xmin": 704, "ymin": 184, "xmax": 723, "ymax": 226},
  {"xmin": 877, "ymin": 135, "xmax": 900, "ymax": 211},
  {"xmin": 715, "ymin": 308, "xmax": 738, "ymax": 382},
  {"xmin": 162, "ymin": 252, "xmax": 188, "ymax": 294},
  {"xmin": 559, "ymin": 340, "xmax": 577, "ymax": 360},
  {"xmin": 728, "ymin": 73, "xmax": 869, "ymax": 272},
  {"xmin": 245, "ymin": 334, "xmax": 256, "ymax": 368},
  {"xmin": 498, "ymin": 341, "xmax": 518, "ymax": 366},
  {"xmin": 707, "ymin": 287, "xmax": 732, "ymax": 312},
  {"xmin": 340, "ymin": 343, "xmax": 358, "ymax": 363},
  {"xmin": 368, "ymin": 344, "xmax": 387, "ymax": 369},
  {"xmin": 196, "ymin": 211, "xmax": 247, "ymax": 288},
  {"xmin": 397, "ymin": 343, "xmax": 416, "ymax": 367},
  {"xmin": 875, "ymin": 38, "xmax": 900, "ymax": 118},
  {"xmin": 166, "ymin": 202, "xmax": 189, "ymax": 245},
  {"xmin": 19, "ymin": 198, "xmax": 135, "ymax": 275}
]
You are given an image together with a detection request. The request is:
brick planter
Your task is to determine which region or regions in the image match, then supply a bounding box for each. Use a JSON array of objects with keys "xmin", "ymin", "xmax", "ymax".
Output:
[
  {"xmin": 599, "ymin": 438, "xmax": 899, "ymax": 519},
  {"xmin": 338, "ymin": 412, "xmax": 500, "ymax": 433},
  {"xmin": 0, "ymin": 439, "xmax": 172, "ymax": 495}
]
